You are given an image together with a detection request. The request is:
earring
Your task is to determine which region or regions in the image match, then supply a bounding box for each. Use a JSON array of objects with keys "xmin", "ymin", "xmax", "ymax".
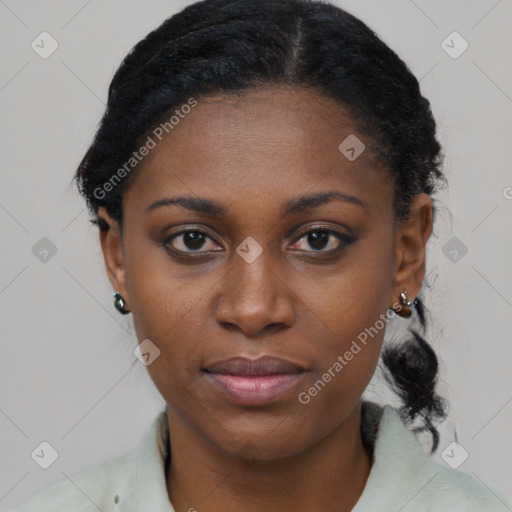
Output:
[
  {"xmin": 113, "ymin": 291, "xmax": 130, "ymax": 315},
  {"xmin": 391, "ymin": 289, "xmax": 417, "ymax": 318}
]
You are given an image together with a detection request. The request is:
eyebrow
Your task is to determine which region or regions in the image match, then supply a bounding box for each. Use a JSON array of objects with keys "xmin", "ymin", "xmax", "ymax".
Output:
[
  {"xmin": 146, "ymin": 191, "xmax": 365, "ymax": 216},
  {"xmin": 283, "ymin": 191, "xmax": 365, "ymax": 214}
]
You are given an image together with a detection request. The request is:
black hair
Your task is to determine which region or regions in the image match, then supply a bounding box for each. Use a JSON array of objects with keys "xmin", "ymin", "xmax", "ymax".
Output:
[
  {"xmin": 74, "ymin": 0, "xmax": 448, "ymax": 452},
  {"xmin": 381, "ymin": 300, "xmax": 447, "ymax": 453}
]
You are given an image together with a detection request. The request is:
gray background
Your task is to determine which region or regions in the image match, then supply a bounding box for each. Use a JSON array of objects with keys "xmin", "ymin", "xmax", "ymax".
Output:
[{"xmin": 1, "ymin": 0, "xmax": 511, "ymax": 509}]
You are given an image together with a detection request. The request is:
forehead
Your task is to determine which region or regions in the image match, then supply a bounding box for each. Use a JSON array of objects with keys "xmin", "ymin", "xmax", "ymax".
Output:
[{"xmin": 123, "ymin": 84, "xmax": 393, "ymax": 217}]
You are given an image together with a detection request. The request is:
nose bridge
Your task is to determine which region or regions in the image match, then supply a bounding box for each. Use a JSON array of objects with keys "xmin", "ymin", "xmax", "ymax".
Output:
[
  {"xmin": 234, "ymin": 240, "xmax": 275, "ymax": 295},
  {"xmin": 215, "ymin": 237, "xmax": 294, "ymax": 334}
]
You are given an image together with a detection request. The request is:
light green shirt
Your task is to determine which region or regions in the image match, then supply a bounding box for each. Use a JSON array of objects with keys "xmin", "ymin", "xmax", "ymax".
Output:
[{"xmin": 11, "ymin": 401, "xmax": 512, "ymax": 511}]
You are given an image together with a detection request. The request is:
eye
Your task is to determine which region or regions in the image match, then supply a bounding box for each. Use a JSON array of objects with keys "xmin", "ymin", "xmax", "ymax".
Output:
[
  {"xmin": 289, "ymin": 227, "xmax": 353, "ymax": 253},
  {"xmin": 163, "ymin": 226, "xmax": 354, "ymax": 257},
  {"xmin": 164, "ymin": 229, "xmax": 221, "ymax": 254}
]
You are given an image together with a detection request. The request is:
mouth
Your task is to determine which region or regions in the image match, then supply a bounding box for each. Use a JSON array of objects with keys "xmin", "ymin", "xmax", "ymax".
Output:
[
  {"xmin": 201, "ymin": 355, "xmax": 307, "ymax": 406},
  {"xmin": 202, "ymin": 355, "xmax": 306, "ymax": 376}
]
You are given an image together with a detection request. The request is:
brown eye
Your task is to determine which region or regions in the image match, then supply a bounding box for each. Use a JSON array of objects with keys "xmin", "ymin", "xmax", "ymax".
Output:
[
  {"xmin": 290, "ymin": 228, "xmax": 354, "ymax": 253},
  {"xmin": 164, "ymin": 229, "xmax": 221, "ymax": 253}
]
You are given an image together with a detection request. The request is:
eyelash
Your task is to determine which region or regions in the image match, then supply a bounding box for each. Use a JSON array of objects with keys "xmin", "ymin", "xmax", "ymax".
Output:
[{"xmin": 162, "ymin": 225, "xmax": 354, "ymax": 257}]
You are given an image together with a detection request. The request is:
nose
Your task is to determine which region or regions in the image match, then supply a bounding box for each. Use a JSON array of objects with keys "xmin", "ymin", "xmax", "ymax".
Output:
[{"xmin": 214, "ymin": 249, "xmax": 295, "ymax": 338}]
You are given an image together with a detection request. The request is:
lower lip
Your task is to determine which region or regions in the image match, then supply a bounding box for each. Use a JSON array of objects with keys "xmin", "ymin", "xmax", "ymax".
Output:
[{"xmin": 204, "ymin": 372, "xmax": 304, "ymax": 406}]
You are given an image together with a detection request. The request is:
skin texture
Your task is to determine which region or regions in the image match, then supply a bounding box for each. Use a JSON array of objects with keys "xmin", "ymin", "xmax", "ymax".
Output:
[{"xmin": 98, "ymin": 84, "xmax": 433, "ymax": 512}]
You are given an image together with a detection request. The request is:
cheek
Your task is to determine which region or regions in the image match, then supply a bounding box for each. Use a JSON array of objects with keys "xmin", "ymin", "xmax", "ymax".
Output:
[
  {"xmin": 123, "ymin": 249, "xmax": 209, "ymax": 393},
  {"xmin": 124, "ymin": 234, "xmax": 208, "ymax": 339},
  {"xmin": 292, "ymin": 303, "xmax": 389, "ymax": 441},
  {"xmin": 295, "ymin": 287, "xmax": 389, "ymax": 414},
  {"xmin": 294, "ymin": 243, "xmax": 395, "ymax": 408}
]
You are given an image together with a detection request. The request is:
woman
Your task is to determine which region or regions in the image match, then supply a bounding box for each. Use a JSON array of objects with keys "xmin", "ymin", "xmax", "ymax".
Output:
[{"xmin": 12, "ymin": 0, "xmax": 512, "ymax": 510}]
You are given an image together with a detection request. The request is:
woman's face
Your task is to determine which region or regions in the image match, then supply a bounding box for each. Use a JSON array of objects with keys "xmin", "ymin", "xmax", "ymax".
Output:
[{"xmin": 99, "ymin": 84, "xmax": 432, "ymax": 460}]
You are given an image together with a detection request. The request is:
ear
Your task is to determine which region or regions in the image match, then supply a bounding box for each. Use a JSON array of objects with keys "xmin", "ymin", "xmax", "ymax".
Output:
[
  {"xmin": 97, "ymin": 206, "xmax": 129, "ymax": 309},
  {"xmin": 391, "ymin": 193, "xmax": 433, "ymax": 303}
]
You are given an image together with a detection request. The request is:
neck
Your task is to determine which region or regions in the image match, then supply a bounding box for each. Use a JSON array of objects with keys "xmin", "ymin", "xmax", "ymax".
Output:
[{"xmin": 165, "ymin": 402, "xmax": 373, "ymax": 512}]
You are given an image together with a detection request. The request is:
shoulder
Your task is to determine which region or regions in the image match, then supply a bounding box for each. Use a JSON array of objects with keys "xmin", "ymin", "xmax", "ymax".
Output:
[
  {"xmin": 356, "ymin": 402, "xmax": 512, "ymax": 511},
  {"xmin": 415, "ymin": 456, "xmax": 512, "ymax": 511},
  {"xmin": 10, "ymin": 410, "xmax": 170, "ymax": 512},
  {"xmin": 10, "ymin": 446, "xmax": 137, "ymax": 512}
]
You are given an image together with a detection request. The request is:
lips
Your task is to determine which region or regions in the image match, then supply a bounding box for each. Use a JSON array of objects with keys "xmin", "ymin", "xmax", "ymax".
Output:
[
  {"xmin": 202, "ymin": 355, "xmax": 306, "ymax": 376},
  {"xmin": 202, "ymin": 355, "xmax": 307, "ymax": 406}
]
